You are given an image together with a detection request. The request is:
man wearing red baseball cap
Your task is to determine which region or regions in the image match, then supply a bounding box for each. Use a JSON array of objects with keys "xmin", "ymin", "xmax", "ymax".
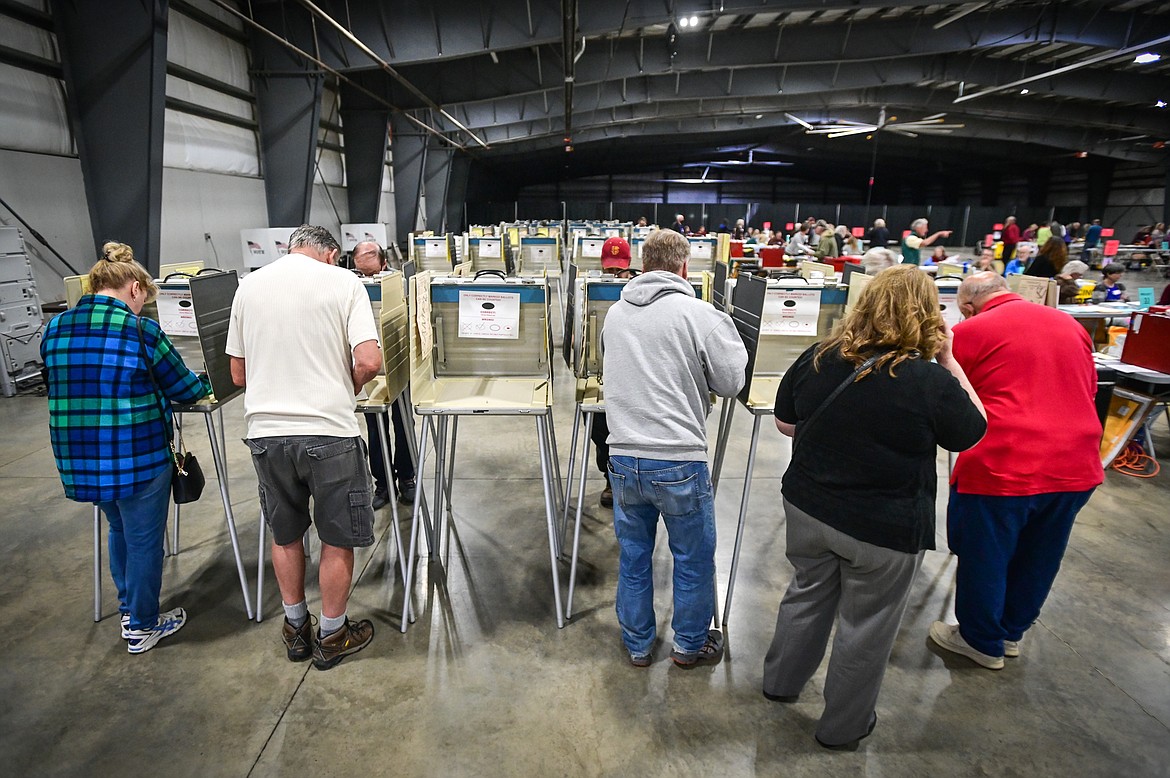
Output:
[
  {"xmin": 601, "ymin": 236, "xmax": 632, "ymax": 271},
  {"xmin": 594, "ymin": 236, "xmax": 635, "ymax": 506}
]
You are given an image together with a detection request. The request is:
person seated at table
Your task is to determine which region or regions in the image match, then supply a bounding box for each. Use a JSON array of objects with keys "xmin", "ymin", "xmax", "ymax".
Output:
[
  {"xmin": 1055, "ymin": 260, "xmax": 1090, "ymax": 304},
  {"xmin": 1131, "ymin": 226, "xmax": 1152, "ymax": 245},
  {"xmin": 1022, "ymin": 223, "xmax": 1038, "ymax": 241},
  {"xmin": 972, "ymin": 247, "xmax": 996, "ymax": 272},
  {"xmin": 731, "ymin": 219, "xmax": 747, "ymax": 240},
  {"xmin": 768, "ymin": 230, "xmax": 786, "ymax": 246},
  {"xmin": 1091, "ymin": 263, "xmax": 1129, "ymax": 302},
  {"xmin": 1024, "ymin": 237, "xmax": 1067, "ymax": 278},
  {"xmin": 1004, "ymin": 242, "xmax": 1035, "ymax": 275},
  {"xmin": 1149, "ymin": 222, "xmax": 1166, "ymax": 247},
  {"xmin": 842, "ymin": 232, "xmax": 863, "ymax": 256},
  {"xmin": 925, "ymin": 245, "xmax": 949, "ymax": 266}
]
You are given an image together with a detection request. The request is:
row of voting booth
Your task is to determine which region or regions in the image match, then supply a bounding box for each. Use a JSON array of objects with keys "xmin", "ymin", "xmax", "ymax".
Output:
[
  {"xmin": 74, "ymin": 220, "xmax": 1032, "ymax": 634},
  {"xmin": 64, "ymin": 211, "xmax": 1169, "ymax": 641}
]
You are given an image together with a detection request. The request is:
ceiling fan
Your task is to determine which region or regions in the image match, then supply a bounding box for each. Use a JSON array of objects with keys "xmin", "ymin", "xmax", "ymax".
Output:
[{"xmin": 785, "ymin": 107, "xmax": 965, "ymax": 139}]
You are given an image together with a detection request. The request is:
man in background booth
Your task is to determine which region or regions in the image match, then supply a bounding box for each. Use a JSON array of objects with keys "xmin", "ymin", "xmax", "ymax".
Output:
[{"xmin": 352, "ymin": 241, "xmax": 417, "ymax": 508}]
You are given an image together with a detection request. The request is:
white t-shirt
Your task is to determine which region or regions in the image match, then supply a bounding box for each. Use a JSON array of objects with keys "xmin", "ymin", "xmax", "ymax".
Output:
[{"xmin": 226, "ymin": 252, "xmax": 379, "ymax": 438}]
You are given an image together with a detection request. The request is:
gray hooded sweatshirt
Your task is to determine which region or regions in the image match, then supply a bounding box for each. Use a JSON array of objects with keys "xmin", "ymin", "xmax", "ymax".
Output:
[{"xmin": 601, "ymin": 270, "xmax": 748, "ymax": 462}]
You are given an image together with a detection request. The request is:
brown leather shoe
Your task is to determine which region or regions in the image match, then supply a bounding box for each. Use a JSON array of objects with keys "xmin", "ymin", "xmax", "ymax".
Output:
[
  {"xmin": 281, "ymin": 617, "xmax": 314, "ymax": 662},
  {"xmin": 312, "ymin": 617, "xmax": 375, "ymax": 670}
]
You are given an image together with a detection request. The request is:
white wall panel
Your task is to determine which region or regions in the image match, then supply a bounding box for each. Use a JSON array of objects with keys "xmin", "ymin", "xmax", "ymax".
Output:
[
  {"xmin": 167, "ymin": 10, "xmax": 251, "ymax": 92},
  {"xmin": 0, "ymin": 64, "xmax": 73, "ymax": 155},
  {"xmin": 163, "ymin": 110, "xmax": 260, "ymax": 176}
]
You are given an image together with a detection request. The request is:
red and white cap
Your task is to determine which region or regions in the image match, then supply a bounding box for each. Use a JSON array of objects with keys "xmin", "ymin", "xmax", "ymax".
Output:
[{"xmin": 601, "ymin": 236, "xmax": 632, "ymax": 269}]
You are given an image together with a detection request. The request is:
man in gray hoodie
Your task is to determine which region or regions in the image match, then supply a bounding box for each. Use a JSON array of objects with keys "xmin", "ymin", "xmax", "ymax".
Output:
[{"xmin": 601, "ymin": 229, "xmax": 748, "ymax": 668}]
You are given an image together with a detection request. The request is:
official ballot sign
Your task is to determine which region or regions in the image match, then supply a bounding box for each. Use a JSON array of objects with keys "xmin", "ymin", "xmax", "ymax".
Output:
[
  {"xmin": 458, "ymin": 290, "xmax": 521, "ymax": 339},
  {"xmin": 156, "ymin": 287, "xmax": 197, "ymax": 337},
  {"xmin": 762, "ymin": 288, "xmax": 821, "ymax": 335}
]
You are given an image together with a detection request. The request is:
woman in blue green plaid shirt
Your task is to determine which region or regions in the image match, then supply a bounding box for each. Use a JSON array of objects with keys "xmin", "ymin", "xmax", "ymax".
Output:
[{"xmin": 42, "ymin": 243, "xmax": 209, "ymax": 654}]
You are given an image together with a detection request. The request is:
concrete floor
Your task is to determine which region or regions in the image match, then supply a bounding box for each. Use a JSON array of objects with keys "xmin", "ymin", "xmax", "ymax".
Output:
[{"xmin": 3, "ymin": 334, "xmax": 1169, "ymax": 777}]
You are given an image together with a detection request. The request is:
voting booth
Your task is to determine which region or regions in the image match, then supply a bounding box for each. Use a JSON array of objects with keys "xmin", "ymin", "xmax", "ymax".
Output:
[
  {"xmin": 518, "ymin": 235, "xmax": 561, "ymax": 277},
  {"xmin": 411, "ymin": 233, "xmax": 459, "ymax": 273},
  {"xmin": 468, "ymin": 235, "xmax": 510, "ymax": 275},
  {"xmin": 400, "ymin": 271, "xmax": 569, "ymax": 629},
  {"xmin": 558, "ymin": 267, "xmax": 710, "ymax": 619},
  {"xmin": 711, "ymin": 274, "xmax": 848, "ymax": 625},
  {"xmin": 78, "ymin": 268, "xmax": 254, "ymax": 623}
]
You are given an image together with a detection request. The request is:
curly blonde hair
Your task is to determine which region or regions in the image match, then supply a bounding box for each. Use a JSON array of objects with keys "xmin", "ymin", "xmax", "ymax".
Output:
[
  {"xmin": 87, "ymin": 242, "xmax": 158, "ymax": 303},
  {"xmin": 814, "ymin": 264, "xmax": 944, "ymax": 379}
]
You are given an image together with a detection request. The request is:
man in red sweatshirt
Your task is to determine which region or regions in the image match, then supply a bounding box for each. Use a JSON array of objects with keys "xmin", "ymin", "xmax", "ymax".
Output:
[
  {"xmin": 929, "ymin": 272, "xmax": 1103, "ymax": 670},
  {"xmin": 1000, "ymin": 216, "xmax": 1020, "ymax": 263}
]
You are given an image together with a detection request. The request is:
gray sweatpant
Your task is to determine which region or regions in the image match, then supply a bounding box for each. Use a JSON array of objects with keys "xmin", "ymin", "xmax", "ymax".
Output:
[{"xmin": 762, "ymin": 499, "xmax": 924, "ymax": 746}]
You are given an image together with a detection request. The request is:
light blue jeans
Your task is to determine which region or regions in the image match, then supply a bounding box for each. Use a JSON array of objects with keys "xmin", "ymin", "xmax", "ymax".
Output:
[
  {"xmin": 95, "ymin": 466, "xmax": 172, "ymax": 630},
  {"xmin": 608, "ymin": 456, "xmax": 716, "ymax": 658}
]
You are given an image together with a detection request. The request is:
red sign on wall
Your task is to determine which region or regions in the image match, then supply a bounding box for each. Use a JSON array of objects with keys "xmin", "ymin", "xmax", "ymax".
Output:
[
  {"xmin": 1103, "ymin": 240, "xmax": 1121, "ymax": 257},
  {"xmin": 1101, "ymin": 228, "xmax": 1115, "ymax": 237},
  {"xmin": 852, "ymin": 227, "xmax": 865, "ymax": 237}
]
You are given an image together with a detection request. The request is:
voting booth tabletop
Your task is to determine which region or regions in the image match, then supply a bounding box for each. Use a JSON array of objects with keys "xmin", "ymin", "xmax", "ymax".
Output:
[{"xmin": 2, "ymin": 360, "xmax": 1170, "ymax": 776}]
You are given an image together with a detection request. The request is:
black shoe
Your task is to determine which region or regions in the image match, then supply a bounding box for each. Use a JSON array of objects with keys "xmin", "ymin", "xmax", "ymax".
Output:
[
  {"xmin": 371, "ymin": 490, "xmax": 389, "ymax": 510},
  {"xmin": 762, "ymin": 690, "xmax": 800, "ymax": 703},
  {"xmin": 600, "ymin": 483, "xmax": 613, "ymax": 508},
  {"xmin": 397, "ymin": 479, "xmax": 416, "ymax": 505},
  {"xmin": 816, "ymin": 712, "xmax": 877, "ymax": 752}
]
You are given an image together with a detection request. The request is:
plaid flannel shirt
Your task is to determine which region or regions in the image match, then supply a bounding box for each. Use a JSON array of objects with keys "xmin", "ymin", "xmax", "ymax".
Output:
[{"xmin": 41, "ymin": 295, "xmax": 210, "ymax": 503}]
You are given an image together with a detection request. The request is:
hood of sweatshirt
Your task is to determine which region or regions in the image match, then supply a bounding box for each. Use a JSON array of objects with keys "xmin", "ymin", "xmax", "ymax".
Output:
[{"xmin": 619, "ymin": 270, "xmax": 695, "ymax": 307}]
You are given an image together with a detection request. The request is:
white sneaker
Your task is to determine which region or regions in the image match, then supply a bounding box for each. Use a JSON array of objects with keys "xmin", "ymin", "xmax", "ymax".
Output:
[
  {"xmin": 929, "ymin": 621, "xmax": 1004, "ymax": 670},
  {"xmin": 126, "ymin": 608, "xmax": 188, "ymax": 654},
  {"xmin": 120, "ymin": 613, "xmax": 131, "ymax": 640},
  {"xmin": 1004, "ymin": 639, "xmax": 1021, "ymax": 658}
]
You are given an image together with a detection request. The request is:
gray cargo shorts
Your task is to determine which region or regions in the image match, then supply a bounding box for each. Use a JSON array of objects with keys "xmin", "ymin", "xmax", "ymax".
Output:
[{"xmin": 245, "ymin": 435, "xmax": 375, "ymax": 549}]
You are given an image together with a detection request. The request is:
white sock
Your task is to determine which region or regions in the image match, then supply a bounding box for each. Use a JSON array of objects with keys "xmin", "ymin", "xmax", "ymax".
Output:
[
  {"xmin": 320, "ymin": 611, "xmax": 347, "ymax": 636},
  {"xmin": 283, "ymin": 600, "xmax": 308, "ymax": 628}
]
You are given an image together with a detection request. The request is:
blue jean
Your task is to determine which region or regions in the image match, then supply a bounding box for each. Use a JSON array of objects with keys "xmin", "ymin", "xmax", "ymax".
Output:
[
  {"xmin": 608, "ymin": 456, "xmax": 716, "ymax": 657},
  {"xmin": 95, "ymin": 466, "xmax": 172, "ymax": 630},
  {"xmin": 947, "ymin": 487, "xmax": 1095, "ymax": 657}
]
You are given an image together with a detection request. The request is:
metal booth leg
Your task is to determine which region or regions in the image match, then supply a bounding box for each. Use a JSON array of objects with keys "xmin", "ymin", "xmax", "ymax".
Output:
[
  {"xmin": 374, "ymin": 411, "xmax": 408, "ymax": 589},
  {"xmin": 401, "ymin": 416, "xmax": 433, "ymax": 632},
  {"xmin": 711, "ymin": 398, "xmax": 736, "ymax": 494},
  {"xmin": 205, "ymin": 413, "xmax": 255, "ymax": 620},
  {"xmin": 398, "ymin": 393, "xmax": 434, "ymax": 552},
  {"xmin": 537, "ymin": 414, "xmax": 566, "ymax": 628},
  {"xmin": 547, "ymin": 412, "xmax": 565, "ymax": 518},
  {"xmin": 444, "ymin": 417, "xmax": 458, "ymax": 514},
  {"xmin": 431, "ymin": 416, "xmax": 449, "ymax": 561},
  {"xmin": 93, "ymin": 505, "xmax": 102, "ymax": 622},
  {"xmin": 560, "ymin": 404, "xmax": 583, "ymax": 535},
  {"xmin": 255, "ymin": 507, "xmax": 266, "ymax": 622},
  {"xmin": 565, "ymin": 409, "xmax": 595, "ymax": 619},
  {"xmin": 721, "ymin": 413, "xmax": 763, "ymax": 627}
]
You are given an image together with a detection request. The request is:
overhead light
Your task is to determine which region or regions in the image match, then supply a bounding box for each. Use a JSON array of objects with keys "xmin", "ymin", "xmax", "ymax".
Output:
[
  {"xmin": 1019, "ymin": 88, "xmax": 1029, "ymax": 94},
  {"xmin": 679, "ymin": 17, "xmax": 689, "ymax": 27},
  {"xmin": 1134, "ymin": 53, "xmax": 1162, "ymax": 64},
  {"xmin": 489, "ymin": 51, "xmax": 499, "ymax": 64},
  {"xmin": 689, "ymin": 15, "xmax": 699, "ymax": 26},
  {"xmin": 1075, "ymin": 151, "xmax": 1088, "ymax": 158},
  {"xmin": 1157, "ymin": 100, "xmax": 1168, "ymax": 108},
  {"xmin": 755, "ymin": 114, "xmax": 763, "ymax": 119}
]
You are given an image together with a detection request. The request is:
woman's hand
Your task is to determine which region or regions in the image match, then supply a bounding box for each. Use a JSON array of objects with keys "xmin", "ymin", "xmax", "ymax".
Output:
[{"xmin": 937, "ymin": 319, "xmax": 956, "ymax": 366}]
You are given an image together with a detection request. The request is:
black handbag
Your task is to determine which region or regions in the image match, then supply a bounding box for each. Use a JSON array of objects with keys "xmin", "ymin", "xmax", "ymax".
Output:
[{"xmin": 137, "ymin": 318, "xmax": 206, "ymax": 504}]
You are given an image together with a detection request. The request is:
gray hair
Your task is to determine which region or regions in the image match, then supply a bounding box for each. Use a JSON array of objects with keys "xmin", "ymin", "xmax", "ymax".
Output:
[
  {"xmin": 958, "ymin": 271, "xmax": 1008, "ymax": 305},
  {"xmin": 910, "ymin": 218, "xmax": 928, "ymax": 231},
  {"xmin": 873, "ymin": 218, "xmax": 886, "ymax": 228},
  {"xmin": 860, "ymin": 247, "xmax": 898, "ymax": 273},
  {"xmin": 1062, "ymin": 260, "xmax": 1089, "ymax": 277},
  {"xmin": 288, "ymin": 224, "xmax": 341, "ymax": 254},
  {"xmin": 641, "ymin": 228, "xmax": 690, "ymax": 273}
]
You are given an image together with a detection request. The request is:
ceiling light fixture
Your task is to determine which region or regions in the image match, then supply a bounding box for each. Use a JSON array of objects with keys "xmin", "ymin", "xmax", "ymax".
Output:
[
  {"xmin": 1134, "ymin": 52, "xmax": 1162, "ymax": 64},
  {"xmin": 755, "ymin": 114, "xmax": 763, "ymax": 119},
  {"xmin": 1020, "ymin": 88, "xmax": 1029, "ymax": 94},
  {"xmin": 689, "ymin": 15, "xmax": 699, "ymax": 26},
  {"xmin": 679, "ymin": 17, "xmax": 689, "ymax": 27},
  {"xmin": 1156, "ymin": 100, "xmax": 1168, "ymax": 108}
]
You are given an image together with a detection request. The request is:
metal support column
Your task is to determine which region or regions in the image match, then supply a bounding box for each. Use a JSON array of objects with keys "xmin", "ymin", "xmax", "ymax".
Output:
[
  {"xmin": 424, "ymin": 141, "xmax": 454, "ymax": 235},
  {"xmin": 390, "ymin": 115, "xmax": 428, "ymax": 246},
  {"xmin": 54, "ymin": 0, "xmax": 169, "ymax": 274},
  {"xmin": 250, "ymin": 3, "xmax": 323, "ymax": 227},
  {"xmin": 340, "ymin": 82, "xmax": 390, "ymax": 224}
]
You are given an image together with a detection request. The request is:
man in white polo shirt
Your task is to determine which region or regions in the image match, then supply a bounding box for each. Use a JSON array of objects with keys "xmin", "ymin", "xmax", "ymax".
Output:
[{"xmin": 227, "ymin": 224, "xmax": 382, "ymax": 670}]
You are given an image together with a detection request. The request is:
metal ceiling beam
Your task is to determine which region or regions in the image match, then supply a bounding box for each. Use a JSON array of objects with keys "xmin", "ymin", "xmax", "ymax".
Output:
[
  {"xmin": 310, "ymin": 2, "xmax": 1161, "ymax": 69},
  {"xmin": 436, "ymin": 59, "xmax": 1169, "ymax": 135},
  {"xmin": 293, "ymin": 0, "xmax": 489, "ymax": 147}
]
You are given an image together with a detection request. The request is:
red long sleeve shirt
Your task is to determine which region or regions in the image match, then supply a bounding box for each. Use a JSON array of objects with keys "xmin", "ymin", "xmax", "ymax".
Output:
[{"xmin": 950, "ymin": 294, "xmax": 1104, "ymax": 496}]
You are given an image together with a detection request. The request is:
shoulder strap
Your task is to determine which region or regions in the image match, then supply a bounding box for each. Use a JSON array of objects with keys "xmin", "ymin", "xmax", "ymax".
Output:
[
  {"xmin": 136, "ymin": 317, "xmax": 177, "ymax": 456},
  {"xmin": 794, "ymin": 354, "xmax": 879, "ymax": 449}
]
